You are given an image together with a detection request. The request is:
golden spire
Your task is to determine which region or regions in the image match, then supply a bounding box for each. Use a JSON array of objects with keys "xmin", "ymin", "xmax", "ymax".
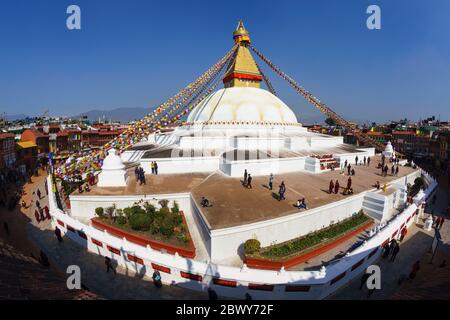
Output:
[
  {"xmin": 233, "ymin": 20, "xmax": 251, "ymax": 45},
  {"xmin": 223, "ymin": 21, "xmax": 262, "ymax": 88}
]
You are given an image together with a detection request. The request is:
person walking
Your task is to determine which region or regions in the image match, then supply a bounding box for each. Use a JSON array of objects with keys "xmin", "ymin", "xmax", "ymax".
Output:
[
  {"xmin": 391, "ymin": 165, "xmax": 395, "ymax": 176},
  {"xmin": 54, "ymin": 227, "xmax": 63, "ymax": 242},
  {"xmin": 151, "ymin": 162, "xmax": 155, "ymax": 175},
  {"xmin": 347, "ymin": 177, "xmax": 352, "ymax": 190},
  {"xmin": 105, "ymin": 257, "xmax": 116, "ymax": 275},
  {"xmin": 355, "ymin": 156, "xmax": 359, "ymax": 166},
  {"xmin": 329, "ymin": 179, "xmax": 334, "ymax": 194},
  {"xmin": 208, "ymin": 288, "xmax": 218, "ymax": 300},
  {"xmin": 243, "ymin": 169, "xmax": 248, "ymax": 187},
  {"xmin": 399, "ymin": 227, "xmax": 407, "ymax": 242},
  {"xmin": 347, "ymin": 164, "xmax": 351, "ymax": 176},
  {"xmin": 268, "ymin": 173, "xmax": 274, "ymax": 190},
  {"xmin": 154, "ymin": 161, "xmax": 158, "ymax": 175},
  {"xmin": 152, "ymin": 270, "xmax": 162, "ymax": 288},
  {"xmin": 135, "ymin": 166, "xmax": 139, "ymax": 181},
  {"xmin": 247, "ymin": 174, "xmax": 253, "ymax": 189},
  {"xmin": 37, "ymin": 188, "xmax": 41, "ymax": 199},
  {"xmin": 409, "ymin": 261, "xmax": 420, "ymax": 280},
  {"xmin": 278, "ymin": 181, "xmax": 286, "ymax": 201},
  {"xmin": 437, "ymin": 216, "xmax": 445, "ymax": 230},
  {"xmin": 367, "ymin": 156, "xmax": 371, "ymax": 166},
  {"xmin": 334, "ymin": 180, "xmax": 340, "ymax": 194},
  {"xmin": 382, "ymin": 243, "xmax": 391, "ymax": 258},
  {"xmin": 363, "ymin": 156, "xmax": 367, "ymax": 166},
  {"xmin": 390, "ymin": 242, "xmax": 400, "ymax": 262},
  {"xmin": 395, "ymin": 165, "xmax": 399, "ymax": 176},
  {"xmin": 384, "ymin": 164, "xmax": 389, "ymax": 177}
]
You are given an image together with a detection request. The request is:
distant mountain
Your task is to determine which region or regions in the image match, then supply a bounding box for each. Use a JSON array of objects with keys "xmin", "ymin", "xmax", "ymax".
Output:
[
  {"xmin": 5, "ymin": 114, "xmax": 30, "ymax": 121},
  {"xmin": 75, "ymin": 107, "xmax": 154, "ymax": 123}
]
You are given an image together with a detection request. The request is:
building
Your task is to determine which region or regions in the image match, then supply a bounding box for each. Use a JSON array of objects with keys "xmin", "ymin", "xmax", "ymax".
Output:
[
  {"xmin": 16, "ymin": 141, "xmax": 38, "ymax": 173},
  {"xmin": 0, "ymin": 133, "xmax": 16, "ymax": 169},
  {"xmin": 20, "ymin": 129, "xmax": 49, "ymax": 158}
]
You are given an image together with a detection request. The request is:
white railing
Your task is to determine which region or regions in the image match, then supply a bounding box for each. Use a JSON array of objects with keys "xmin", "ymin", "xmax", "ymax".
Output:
[{"xmin": 47, "ymin": 171, "xmax": 437, "ymax": 299}]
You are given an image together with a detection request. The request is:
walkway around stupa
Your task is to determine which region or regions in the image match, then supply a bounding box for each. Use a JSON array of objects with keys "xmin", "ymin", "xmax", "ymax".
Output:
[
  {"xmin": 1, "ymin": 164, "xmax": 441, "ymax": 299},
  {"xmin": 43, "ymin": 168, "xmax": 437, "ymax": 299},
  {"xmin": 19, "ymin": 176, "xmax": 207, "ymax": 299},
  {"xmin": 329, "ymin": 184, "xmax": 449, "ymax": 300}
]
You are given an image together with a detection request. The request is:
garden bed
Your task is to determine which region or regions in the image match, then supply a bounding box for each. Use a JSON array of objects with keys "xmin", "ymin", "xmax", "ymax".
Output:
[
  {"xmin": 91, "ymin": 210, "xmax": 196, "ymax": 258},
  {"xmin": 244, "ymin": 212, "xmax": 373, "ymax": 270}
]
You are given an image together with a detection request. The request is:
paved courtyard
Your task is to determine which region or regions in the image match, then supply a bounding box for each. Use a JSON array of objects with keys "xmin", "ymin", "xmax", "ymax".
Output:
[{"xmin": 192, "ymin": 157, "xmax": 417, "ymax": 229}]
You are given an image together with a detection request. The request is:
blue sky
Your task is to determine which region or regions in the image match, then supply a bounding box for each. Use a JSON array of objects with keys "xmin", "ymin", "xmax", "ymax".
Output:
[{"xmin": 0, "ymin": 0, "xmax": 449, "ymax": 123}]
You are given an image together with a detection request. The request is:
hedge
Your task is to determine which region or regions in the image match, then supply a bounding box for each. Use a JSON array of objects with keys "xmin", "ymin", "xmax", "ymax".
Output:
[{"xmin": 259, "ymin": 211, "xmax": 370, "ymax": 259}]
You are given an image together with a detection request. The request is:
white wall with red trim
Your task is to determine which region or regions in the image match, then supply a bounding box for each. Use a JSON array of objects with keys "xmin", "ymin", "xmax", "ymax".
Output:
[{"xmin": 47, "ymin": 170, "xmax": 437, "ymax": 299}]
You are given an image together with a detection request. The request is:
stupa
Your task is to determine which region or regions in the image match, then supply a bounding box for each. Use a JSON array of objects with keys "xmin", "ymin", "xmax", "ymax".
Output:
[
  {"xmin": 97, "ymin": 148, "xmax": 128, "ymax": 187},
  {"xmin": 123, "ymin": 21, "xmax": 372, "ymax": 176}
]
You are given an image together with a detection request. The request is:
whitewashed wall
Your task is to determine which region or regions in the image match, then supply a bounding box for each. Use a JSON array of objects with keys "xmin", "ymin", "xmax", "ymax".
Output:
[
  {"xmin": 47, "ymin": 169, "xmax": 436, "ymax": 300},
  {"xmin": 140, "ymin": 157, "xmax": 219, "ymax": 175},
  {"xmin": 220, "ymin": 156, "xmax": 306, "ymax": 177}
]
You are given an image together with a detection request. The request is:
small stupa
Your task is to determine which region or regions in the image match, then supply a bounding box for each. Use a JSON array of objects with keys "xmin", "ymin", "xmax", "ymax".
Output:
[
  {"xmin": 97, "ymin": 148, "xmax": 128, "ymax": 187},
  {"xmin": 382, "ymin": 141, "xmax": 395, "ymax": 159}
]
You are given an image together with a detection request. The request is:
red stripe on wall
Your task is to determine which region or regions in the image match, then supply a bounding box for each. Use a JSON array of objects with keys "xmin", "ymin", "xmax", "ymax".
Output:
[{"xmin": 151, "ymin": 263, "xmax": 171, "ymax": 274}]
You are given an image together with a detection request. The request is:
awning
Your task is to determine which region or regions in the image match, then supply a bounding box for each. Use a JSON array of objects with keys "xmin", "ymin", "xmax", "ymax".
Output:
[{"xmin": 17, "ymin": 141, "xmax": 37, "ymax": 149}]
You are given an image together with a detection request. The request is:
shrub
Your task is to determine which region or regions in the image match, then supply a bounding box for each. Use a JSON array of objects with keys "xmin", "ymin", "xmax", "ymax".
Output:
[
  {"xmin": 158, "ymin": 199, "xmax": 169, "ymax": 208},
  {"xmin": 171, "ymin": 201, "xmax": 180, "ymax": 213},
  {"xmin": 244, "ymin": 239, "xmax": 261, "ymax": 255},
  {"xmin": 159, "ymin": 207, "xmax": 171, "ymax": 215},
  {"xmin": 414, "ymin": 177, "xmax": 426, "ymax": 189},
  {"xmin": 105, "ymin": 206, "xmax": 115, "ymax": 219},
  {"xmin": 129, "ymin": 213, "xmax": 151, "ymax": 231},
  {"xmin": 95, "ymin": 207, "xmax": 104, "ymax": 218},
  {"xmin": 116, "ymin": 216, "xmax": 127, "ymax": 225},
  {"xmin": 143, "ymin": 202, "xmax": 156, "ymax": 215}
]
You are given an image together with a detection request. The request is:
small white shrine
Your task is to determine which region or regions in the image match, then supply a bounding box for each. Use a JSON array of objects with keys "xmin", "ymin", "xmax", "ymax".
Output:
[{"xmin": 97, "ymin": 148, "xmax": 128, "ymax": 187}]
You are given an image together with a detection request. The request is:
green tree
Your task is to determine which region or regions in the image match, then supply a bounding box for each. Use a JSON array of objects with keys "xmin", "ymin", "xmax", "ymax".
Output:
[{"xmin": 325, "ymin": 117, "xmax": 337, "ymax": 127}]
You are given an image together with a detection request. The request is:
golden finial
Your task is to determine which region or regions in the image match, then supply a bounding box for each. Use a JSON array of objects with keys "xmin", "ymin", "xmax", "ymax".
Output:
[{"xmin": 233, "ymin": 20, "xmax": 250, "ymax": 44}]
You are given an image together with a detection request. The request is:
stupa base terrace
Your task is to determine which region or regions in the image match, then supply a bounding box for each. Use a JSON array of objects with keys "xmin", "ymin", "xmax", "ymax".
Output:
[{"xmin": 69, "ymin": 155, "xmax": 420, "ymax": 263}]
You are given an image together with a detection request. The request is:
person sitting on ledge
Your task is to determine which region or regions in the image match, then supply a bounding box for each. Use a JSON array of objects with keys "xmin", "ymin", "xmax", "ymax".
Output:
[
  {"xmin": 375, "ymin": 181, "xmax": 381, "ymax": 190},
  {"xmin": 78, "ymin": 185, "xmax": 84, "ymax": 193},
  {"xmin": 343, "ymin": 187, "xmax": 354, "ymax": 195},
  {"xmin": 295, "ymin": 198, "xmax": 307, "ymax": 209},
  {"xmin": 200, "ymin": 197, "xmax": 211, "ymax": 208},
  {"xmin": 84, "ymin": 184, "xmax": 90, "ymax": 192}
]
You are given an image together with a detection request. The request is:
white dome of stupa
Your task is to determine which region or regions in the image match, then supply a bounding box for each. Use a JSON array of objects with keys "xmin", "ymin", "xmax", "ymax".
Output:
[
  {"xmin": 101, "ymin": 149, "xmax": 125, "ymax": 171},
  {"xmin": 186, "ymin": 87, "xmax": 298, "ymax": 124},
  {"xmin": 385, "ymin": 141, "xmax": 393, "ymax": 153}
]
